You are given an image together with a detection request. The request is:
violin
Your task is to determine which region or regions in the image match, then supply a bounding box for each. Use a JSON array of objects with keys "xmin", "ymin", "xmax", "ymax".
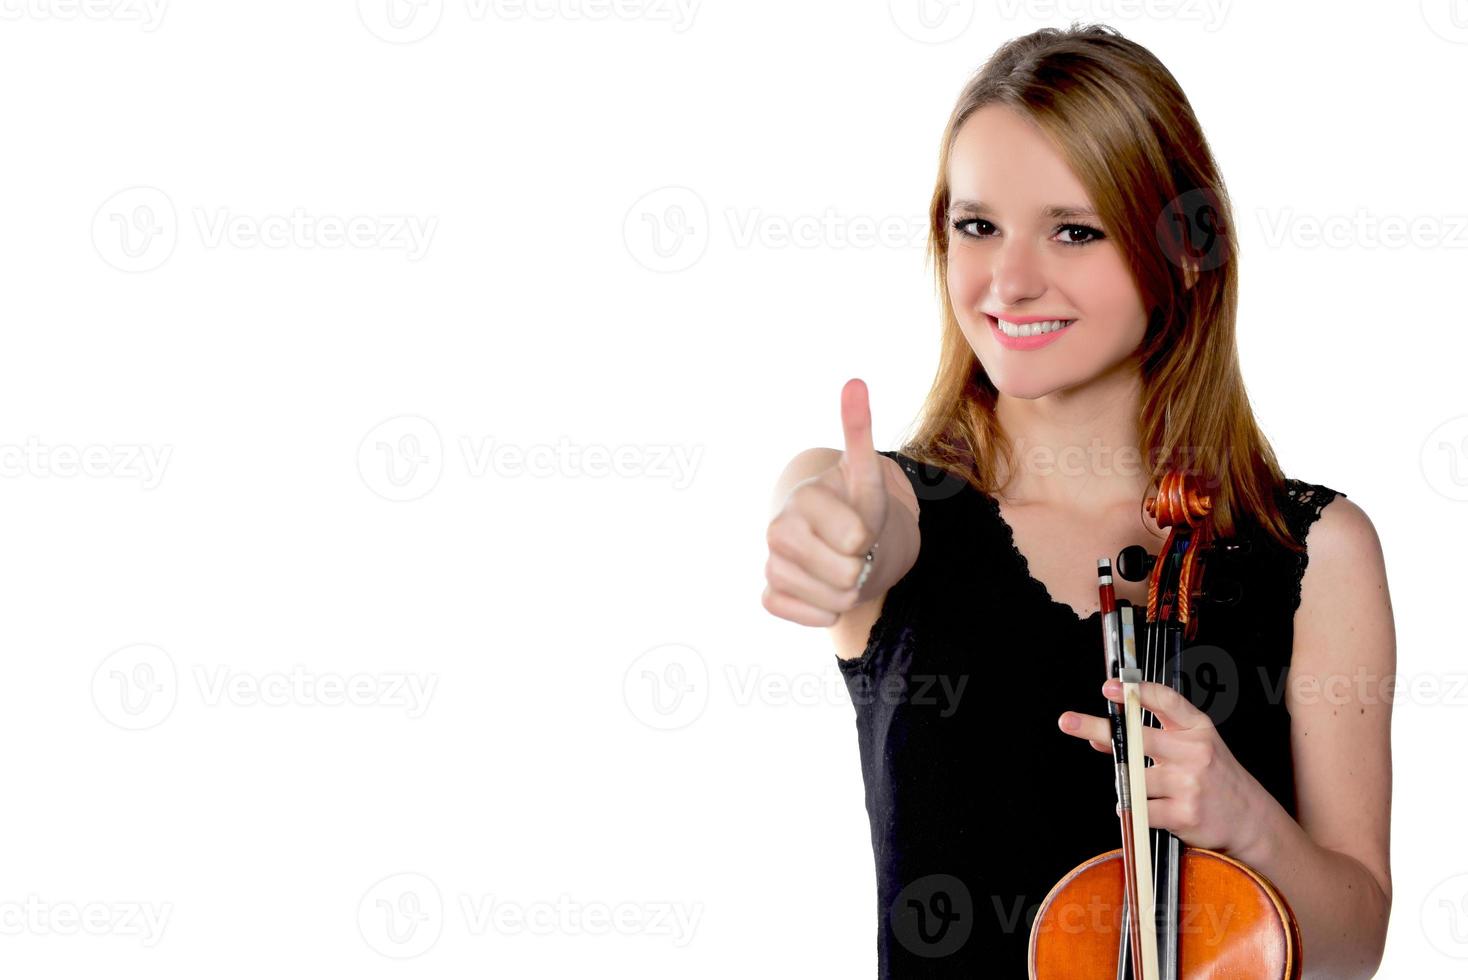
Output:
[{"xmin": 1028, "ymin": 472, "xmax": 1303, "ymax": 979}]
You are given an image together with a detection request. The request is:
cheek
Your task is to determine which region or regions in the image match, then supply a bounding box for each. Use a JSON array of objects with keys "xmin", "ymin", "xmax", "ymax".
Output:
[
  {"xmin": 945, "ymin": 248, "xmax": 988, "ymax": 313},
  {"xmin": 1084, "ymin": 261, "xmax": 1147, "ymax": 325}
]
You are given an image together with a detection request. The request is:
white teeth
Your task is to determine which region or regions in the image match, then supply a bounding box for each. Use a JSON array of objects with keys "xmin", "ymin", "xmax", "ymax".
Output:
[{"xmin": 991, "ymin": 316, "xmax": 1074, "ymax": 338}]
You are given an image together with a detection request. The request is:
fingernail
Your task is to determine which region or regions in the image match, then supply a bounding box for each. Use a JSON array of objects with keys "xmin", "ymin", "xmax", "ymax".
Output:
[{"xmin": 1060, "ymin": 714, "xmax": 1078, "ymax": 731}]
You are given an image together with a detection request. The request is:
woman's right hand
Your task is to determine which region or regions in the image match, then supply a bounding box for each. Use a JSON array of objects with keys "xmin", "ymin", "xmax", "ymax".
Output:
[{"xmin": 762, "ymin": 379, "xmax": 891, "ymax": 627}]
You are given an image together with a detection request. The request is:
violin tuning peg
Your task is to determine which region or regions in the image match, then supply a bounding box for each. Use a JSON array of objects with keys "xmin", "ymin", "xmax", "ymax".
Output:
[{"xmin": 1116, "ymin": 544, "xmax": 1155, "ymax": 582}]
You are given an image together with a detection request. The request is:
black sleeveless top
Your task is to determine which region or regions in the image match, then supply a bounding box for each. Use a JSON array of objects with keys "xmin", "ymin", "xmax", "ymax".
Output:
[{"xmin": 837, "ymin": 450, "xmax": 1344, "ymax": 976}]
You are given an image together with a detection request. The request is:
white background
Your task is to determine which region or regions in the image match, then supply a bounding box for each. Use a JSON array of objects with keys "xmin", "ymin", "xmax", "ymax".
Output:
[{"xmin": 1, "ymin": 0, "xmax": 1465, "ymax": 976}]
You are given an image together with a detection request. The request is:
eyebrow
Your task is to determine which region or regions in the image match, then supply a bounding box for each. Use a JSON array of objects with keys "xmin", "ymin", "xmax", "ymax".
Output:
[{"xmin": 947, "ymin": 198, "xmax": 1099, "ymax": 221}]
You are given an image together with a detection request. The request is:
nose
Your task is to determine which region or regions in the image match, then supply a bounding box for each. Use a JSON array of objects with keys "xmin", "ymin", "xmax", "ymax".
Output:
[{"xmin": 989, "ymin": 236, "xmax": 1047, "ymax": 308}]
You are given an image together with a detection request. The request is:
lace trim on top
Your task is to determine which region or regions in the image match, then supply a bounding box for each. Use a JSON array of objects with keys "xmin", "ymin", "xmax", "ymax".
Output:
[
  {"xmin": 977, "ymin": 490, "xmax": 1103, "ymax": 623},
  {"xmin": 1281, "ymin": 479, "xmax": 1344, "ymax": 614}
]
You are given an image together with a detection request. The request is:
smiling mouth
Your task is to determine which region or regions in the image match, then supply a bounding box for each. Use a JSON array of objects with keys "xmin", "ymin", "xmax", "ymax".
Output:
[{"xmin": 987, "ymin": 314, "xmax": 1076, "ymax": 338}]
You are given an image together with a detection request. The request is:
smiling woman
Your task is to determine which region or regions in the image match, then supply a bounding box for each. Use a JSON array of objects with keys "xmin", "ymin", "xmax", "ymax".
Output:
[{"xmin": 762, "ymin": 21, "xmax": 1393, "ymax": 980}]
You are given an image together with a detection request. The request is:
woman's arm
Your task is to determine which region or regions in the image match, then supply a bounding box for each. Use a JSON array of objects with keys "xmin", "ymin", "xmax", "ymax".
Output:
[
  {"xmin": 1060, "ymin": 495, "xmax": 1395, "ymax": 977},
  {"xmin": 1231, "ymin": 495, "xmax": 1395, "ymax": 978}
]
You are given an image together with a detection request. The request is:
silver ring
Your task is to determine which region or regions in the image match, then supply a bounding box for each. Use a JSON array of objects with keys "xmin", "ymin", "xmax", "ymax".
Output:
[{"xmin": 855, "ymin": 543, "xmax": 877, "ymax": 590}]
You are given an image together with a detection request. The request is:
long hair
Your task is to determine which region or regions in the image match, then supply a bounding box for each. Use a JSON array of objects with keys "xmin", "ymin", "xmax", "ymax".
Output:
[{"xmin": 899, "ymin": 22, "xmax": 1299, "ymax": 550}]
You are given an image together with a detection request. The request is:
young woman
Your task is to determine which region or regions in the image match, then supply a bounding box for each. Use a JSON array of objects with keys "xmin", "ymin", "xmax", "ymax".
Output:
[{"xmin": 762, "ymin": 24, "xmax": 1393, "ymax": 978}]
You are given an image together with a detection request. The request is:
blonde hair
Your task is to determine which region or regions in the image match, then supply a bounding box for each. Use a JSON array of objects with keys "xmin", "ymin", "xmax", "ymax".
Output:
[{"xmin": 900, "ymin": 22, "xmax": 1298, "ymax": 550}]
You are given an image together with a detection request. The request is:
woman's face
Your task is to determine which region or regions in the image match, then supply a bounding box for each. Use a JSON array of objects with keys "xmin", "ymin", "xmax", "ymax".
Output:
[{"xmin": 946, "ymin": 105, "xmax": 1149, "ymax": 400}]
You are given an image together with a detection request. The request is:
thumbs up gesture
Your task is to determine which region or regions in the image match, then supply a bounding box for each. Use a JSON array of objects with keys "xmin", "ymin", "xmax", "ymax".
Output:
[{"xmin": 762, "ymin": 379, "xmax": 893, "ymax": 627}]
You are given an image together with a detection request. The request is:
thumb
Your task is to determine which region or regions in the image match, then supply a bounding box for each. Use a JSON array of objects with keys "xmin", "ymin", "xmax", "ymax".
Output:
[{"xmin": 839, "ymin": 378, "xmax": 884, "ymax": 512}]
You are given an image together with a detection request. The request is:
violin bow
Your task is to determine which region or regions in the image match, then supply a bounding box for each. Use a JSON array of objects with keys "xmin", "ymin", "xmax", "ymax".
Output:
[{"xmin": 1099, "ymin": 560, "xmax": 1147, "ymax": 979}]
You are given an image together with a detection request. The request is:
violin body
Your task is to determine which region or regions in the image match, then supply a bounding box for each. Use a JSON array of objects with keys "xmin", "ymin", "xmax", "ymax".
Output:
[{"xmin": 1029, "ymin": 845, "xmax": 1302, "ymax": 978}]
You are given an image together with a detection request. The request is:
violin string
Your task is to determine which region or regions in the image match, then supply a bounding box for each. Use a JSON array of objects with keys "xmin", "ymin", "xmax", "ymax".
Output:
[{"xmin": 1148, "ymin": 604, "xmax": 1164, "ymax": 963}]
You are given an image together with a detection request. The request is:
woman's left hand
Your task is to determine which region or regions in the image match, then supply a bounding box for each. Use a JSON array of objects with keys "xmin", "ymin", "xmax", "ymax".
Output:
[{"xmin": 1058, "ymin": 678, "xmax": 1269, "ymax": 857}]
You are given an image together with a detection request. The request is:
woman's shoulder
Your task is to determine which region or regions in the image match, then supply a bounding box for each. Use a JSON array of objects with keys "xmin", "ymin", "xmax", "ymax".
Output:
[
  {"xmin": 1280, "ymin": 478, "xmax": 1378, "ymax": 562},
  {"xmin": 1273, "ymin": 477, "xmax": 1384, "ymax": 613},
  {"xmin": 1276, "ymin": 477, "xmax": 1347, "ymax": 520},
  {"xmin": 878, "ymin": 449, "xmax": 976, "ymax": 509},
  {"xmin": 1273, "ymin": 476, "xmax": 1371, "ymax": 547}
]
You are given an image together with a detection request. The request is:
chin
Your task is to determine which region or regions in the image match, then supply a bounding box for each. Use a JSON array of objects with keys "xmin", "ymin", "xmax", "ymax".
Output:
[{"xmin": 985, "ymin": 371, "xmax": 1070, "ymax": 400}]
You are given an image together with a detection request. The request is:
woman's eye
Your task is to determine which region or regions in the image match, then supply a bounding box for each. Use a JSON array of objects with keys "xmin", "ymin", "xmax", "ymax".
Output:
[
  {"xmin": 950, "ymin": 218, "xmax": 1105, "ymax": 246},
  {"xmin": 1057, "ymin": 224, "xmax": 1104, "ymax": 245},
  {"xmin": 952, "ymin": 218, "xmax": 995, "ymax": 238}
]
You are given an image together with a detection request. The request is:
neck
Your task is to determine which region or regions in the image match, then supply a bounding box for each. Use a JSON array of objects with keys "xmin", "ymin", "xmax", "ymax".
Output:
[{"xmin": 993, "ymin": 361, "xmax": 1149, "ymax": 512}]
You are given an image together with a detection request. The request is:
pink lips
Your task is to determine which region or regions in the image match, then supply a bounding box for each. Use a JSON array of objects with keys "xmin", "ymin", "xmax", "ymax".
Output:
[{"xmin": 987, "ymin": 313, "xmax": 1075, "ymax": 351}]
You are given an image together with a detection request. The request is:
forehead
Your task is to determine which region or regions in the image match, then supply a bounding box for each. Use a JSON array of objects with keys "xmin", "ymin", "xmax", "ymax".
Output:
[{"xmin": 947, "ymin": 104, "xmax": 1092, "ymax": 211}]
